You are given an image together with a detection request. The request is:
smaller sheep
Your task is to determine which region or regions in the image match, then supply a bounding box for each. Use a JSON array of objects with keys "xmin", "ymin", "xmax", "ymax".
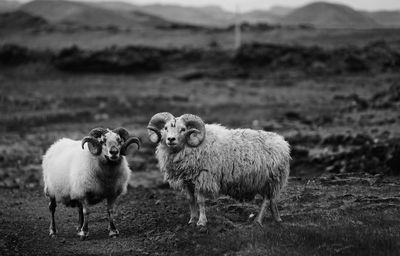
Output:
[
  {"xmin": 148, "ymin": 112, "xmax": 290, "ymax": 227},
  {"xmin": 42, "ymin": 127, "xmax": 140, "ymax": 240}
]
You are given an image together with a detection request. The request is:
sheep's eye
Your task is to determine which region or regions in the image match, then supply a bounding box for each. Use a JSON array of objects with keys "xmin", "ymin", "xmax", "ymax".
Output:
[
  {"xmin": 180, "ymin": 128, "xmax": 186, "ymax": 132},
  {"xmin": 164, "ymin": 127, "xmax": 167, "ymax": 131}
]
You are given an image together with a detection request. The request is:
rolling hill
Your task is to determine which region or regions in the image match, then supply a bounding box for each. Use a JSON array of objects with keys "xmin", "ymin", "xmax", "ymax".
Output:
[
  {"xmin": 91, "ymin": 1, "xmax": 233, "ymax": 27},
  {"xmin": 241, "ymin": 10, "xmax": 279, "ymax": 24},
  {"xmin": 268, "ymin": 5, "xmax": 294, "ymax": 16},
  {"xmin": 0, "ymin": 11, "xmax": 48, "ymax": 31},
  {"xmin": 13, "ymin": 0, "xmax": 400, "ymax": 30},
  {"xmin": 129, "ymin": 4, "xmax": 233, "ymax": 27},
  {"xmin": 20, "ymin": 0, "xmax": 172, "ymax": 29},
  {"xmin": 365, "ymin": 11, "xmax": 400, "ymax": 28},
  {"xmin": 280, "ymin": 2, "xmax": 381, "ymax": 29},
  {"xmin": 0, "ymin": 0, "xmax": 20, "ymax": 13}
]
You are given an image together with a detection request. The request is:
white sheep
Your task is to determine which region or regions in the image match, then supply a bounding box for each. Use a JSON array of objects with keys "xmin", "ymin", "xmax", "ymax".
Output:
[
  {"xmin": 147, "ymin": 112, "xmax": 290, "ymax": 227},
  {"xmin": 42, "ymin": 127, "xmax": 140, "ymax": 240}
]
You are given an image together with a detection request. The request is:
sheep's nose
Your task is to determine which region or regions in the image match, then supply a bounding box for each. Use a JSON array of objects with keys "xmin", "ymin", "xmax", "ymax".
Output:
[
  {"xmin": 109, "ymin": 146, "xmax": 119, "ymax": 155},
  {"xmin": 167, "ymin": 137, "xmax": 176, "ymax": 143}
]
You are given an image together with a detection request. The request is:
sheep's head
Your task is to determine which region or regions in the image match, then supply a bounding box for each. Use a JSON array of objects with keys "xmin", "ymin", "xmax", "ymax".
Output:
[
  {"xmin": 147, "ymin": 112, "xmax": 205, "ymax": 152},
  {"xmin": 82, "ymin": 127, "xmax": 140, "ymax": 162}
]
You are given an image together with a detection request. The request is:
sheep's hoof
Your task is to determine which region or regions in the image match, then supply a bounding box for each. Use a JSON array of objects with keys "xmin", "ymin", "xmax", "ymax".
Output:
[
  {"xmin": 198, "ymin": 226, "xmax": 208, "ymax": 233},
  {"xmin": 49, "ymin": 229, "xmax": 57, "ymax": 238},
  {"xmin": 108, "ymin": 229, "xmax": 119, "ymax": 238},
  {"xmin": 196, "ymin": 220, "xmax": 207, "ymax": 227},
  {"xmin": 77, "ymin": 230, "xmax": 89, "ymax": 240}
]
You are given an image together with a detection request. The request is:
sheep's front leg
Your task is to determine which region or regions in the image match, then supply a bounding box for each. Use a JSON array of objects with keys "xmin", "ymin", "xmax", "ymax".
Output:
[
  {"xmin": 185, "ymin": 184, "xmax": 198, "ymax": 225},
  {"xmin": 196, "ymin": 193, "xmax": 207, "ymax": 226},
  {"xmin": 107, "ymin": 198, "xmax": 119, "ymax": 238},
  {"xmin": 77, "ymin": 201, "xmax": 89, "ymax": 240},
  {"xmin": 48, "ymin": 197, "xmax": 57, "ymax": 237},
  {"xmin": 76, "ymin": 202, "xmax": 84, "ymax": 231}
]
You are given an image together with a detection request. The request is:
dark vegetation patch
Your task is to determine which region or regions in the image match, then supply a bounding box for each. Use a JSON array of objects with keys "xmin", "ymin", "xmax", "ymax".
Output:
[
  {"xmin": 2, "ymin": 40, "xmax": 400, "ymax": 75},
  {"xmin": 289, "ymin": 133, "xmax": 400, "ymax": 176},
  {"xmin": 234, "ymin": 41, "xmax": 400, "ymax": 74},
  {"xmin": 0, "ymin": 44, "xmax": 50, "ymax": 66}
]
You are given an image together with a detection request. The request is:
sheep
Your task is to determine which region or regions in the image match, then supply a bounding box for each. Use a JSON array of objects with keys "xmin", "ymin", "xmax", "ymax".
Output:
[
  {"xmin": 42, "ymin": 127, "xmax": 140, "ymax": 240},
  {"xmin": 147, "ymin": 112, "xmax": 290, "ymax": 227}
]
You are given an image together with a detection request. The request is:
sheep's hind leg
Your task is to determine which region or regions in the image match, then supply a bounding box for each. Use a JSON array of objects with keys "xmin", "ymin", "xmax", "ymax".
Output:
[
  {"xmin": 270, "ymin": 198, "xmax": 282, "ymax": 223},
  {"xmin": 185, "ymin": 184, "xmax": 198, "ymax": 225},
  {"xmin": 107, "ymin": 198, "xmax": 119, "ymax": 238},
  {"xmin": 196, "ymin": 193, "xmax": 207, "ymax": 227},
  {"xmin": 48, "ymin": 197, "xmax": 57, "ymax": 237},
  {"xmin": 77, "ymin": 201, "xmax": 89, "ymax": 240},
  {"xmin": 255, "ymin": 196, "xmax": 268, "ymax": 227}
]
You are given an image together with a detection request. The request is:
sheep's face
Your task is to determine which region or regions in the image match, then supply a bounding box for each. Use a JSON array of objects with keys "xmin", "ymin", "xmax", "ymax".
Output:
[
  {"xmin": 148, "ymin": 113, "xmax": 206, "ymax": 150},
  {"xmin": 99, "ymin": 131, "xmax": 124, "ymax": 163},
  {"xmin": 83, "ymin": 127, "xmax": 140, "ymax": 162},
  {"xmin": 162, "ymin": 118, "xmax": 187, "ymax": 152}
]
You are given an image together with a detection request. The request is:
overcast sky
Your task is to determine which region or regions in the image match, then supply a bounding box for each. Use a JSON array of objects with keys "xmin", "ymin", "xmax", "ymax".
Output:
[{"xmin": 17, "ymin": 0, "xmax": 400, "ymax": 12}]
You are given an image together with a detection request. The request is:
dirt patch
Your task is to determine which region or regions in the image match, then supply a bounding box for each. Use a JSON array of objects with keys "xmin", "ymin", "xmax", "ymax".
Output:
[{"xmin": 1, "ymin": 174, "xmax": 399, "ymax": 256}]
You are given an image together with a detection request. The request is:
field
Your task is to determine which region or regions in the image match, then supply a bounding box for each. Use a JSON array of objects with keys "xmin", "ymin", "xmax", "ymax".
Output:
[{"xmin": 1, "ymin": 24, "xmax": 400, "ymax": 255}]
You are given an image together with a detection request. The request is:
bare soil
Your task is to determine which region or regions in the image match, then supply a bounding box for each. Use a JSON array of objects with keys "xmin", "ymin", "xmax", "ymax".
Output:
[{"xmin": 1, "ymin": 174, "xmax": 399, "ymax": 256}]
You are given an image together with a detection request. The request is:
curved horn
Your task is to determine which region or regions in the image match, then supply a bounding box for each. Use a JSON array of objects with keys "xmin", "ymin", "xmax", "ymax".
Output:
[
  {"xmin": 147, "ymin": 112, "xmax": 174, "ymax": 144},
  {"xmin": 121, "ymin": 137, "xmax": 141, "ymax": 155},
  {"xmin": 180, "ymin": 114, "xmax": 206, "ymax": 147},
  {"xmin": 113, "ymin": 127, "xmax": 130, "ymax": 141},
  {"xmin": 81, "ymin": 136, "xmax": 102, "ymax": 155},
  {"xmin": 89, "ymin": 127, "xmax": 108, "ymax": 138}
]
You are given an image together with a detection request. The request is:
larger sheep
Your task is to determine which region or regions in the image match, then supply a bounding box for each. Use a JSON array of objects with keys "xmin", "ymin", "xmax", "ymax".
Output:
[
  {"xmin": 42, "ymin": 127, "xmax": 140, "ymax": 240},
  {"xmin": 147, "ymin": 113, "xmax": 290, "ymax": 226}
]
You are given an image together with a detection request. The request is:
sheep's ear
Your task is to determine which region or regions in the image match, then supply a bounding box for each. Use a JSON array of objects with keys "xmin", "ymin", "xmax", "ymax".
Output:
[{"xmin": 82, "ymin": 137, "xmax": 102, "ymax": 155}]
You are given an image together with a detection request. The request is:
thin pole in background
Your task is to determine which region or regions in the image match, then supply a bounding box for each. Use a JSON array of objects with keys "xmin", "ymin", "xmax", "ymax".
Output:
[{"xmin": 234, "ymin": 3, "xmax": 242, "ymax": 50}]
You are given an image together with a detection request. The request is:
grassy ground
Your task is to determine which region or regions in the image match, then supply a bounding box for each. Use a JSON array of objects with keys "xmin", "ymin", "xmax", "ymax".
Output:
[
  {"xmin": 1, "ymin": 32, "xmax": 400, "ymax": 254},
  {"xmin": 1, "ymin": 174, "xmax": 399, "ymax": 256}
]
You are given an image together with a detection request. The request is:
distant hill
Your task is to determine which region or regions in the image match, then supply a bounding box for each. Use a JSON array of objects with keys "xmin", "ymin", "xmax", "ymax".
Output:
[
  {"xmin": 241, "ymin": 10, "xmax": 279, "ymax": 24},
  {"xmin": 91, "ymin": 1, "xmax": 138, "ymax": 12},
  {"xmin": 268, "ymin": 6, "xmax": 294, "ymax": 16},
  {"xmin": 280, "ymin": 2, "xmax": 380, "ymax": 29},
  {"xmin": 20, "ymin": 0, "xmax": 172, "ymax": 28},
  {"xmin": 97, "ymin": 1, "xmax": 292, "ymax": 26},
  {"xmin": 14, "ymin": 0, "xmax": 400, "ymax": 30},
  {"xmin": 0, "ymin": 0, "xmax": 20, "ymax": 13},
  {"xmin": 132, "ymin": 4, "xmax": 233, "ymax": 27},
  {"xmin": 0, "ymin": 11, "xmax": 47, "ymax": 30},
  {"xmin": 365, "ymin": 11, "xmax": 400, "ymax": 27}
]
